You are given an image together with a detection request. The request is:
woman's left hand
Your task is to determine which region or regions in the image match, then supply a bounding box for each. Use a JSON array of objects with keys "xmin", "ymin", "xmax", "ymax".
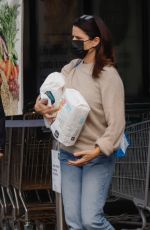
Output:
[{"xmin": 68, "ymin": 146, "xmax": 101, "ymax": 166}]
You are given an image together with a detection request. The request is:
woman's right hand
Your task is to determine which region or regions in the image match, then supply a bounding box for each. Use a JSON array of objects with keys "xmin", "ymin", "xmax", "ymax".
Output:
[{"xmin": 34, "ymin": 96, "xmax": 59, "ymax": 122}]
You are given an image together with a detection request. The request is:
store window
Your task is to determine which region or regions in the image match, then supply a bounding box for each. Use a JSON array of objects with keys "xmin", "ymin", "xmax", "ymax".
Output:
[
  {"xmin": 35, "ymin": 0, "xmax": 82, "ymax": 91},
  {"xmin": 24, "ymin": 0, "xmax": 150, "ymax": 107},
  {"xmin": 84, "ymin": 0, "xmax": 150, "ymax": 101}
]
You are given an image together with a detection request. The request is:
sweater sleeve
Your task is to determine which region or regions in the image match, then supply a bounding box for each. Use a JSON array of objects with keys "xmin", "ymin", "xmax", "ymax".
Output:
[{"xmin": 95, "ymin": 67, "xmax": 125, "ymax": 156}]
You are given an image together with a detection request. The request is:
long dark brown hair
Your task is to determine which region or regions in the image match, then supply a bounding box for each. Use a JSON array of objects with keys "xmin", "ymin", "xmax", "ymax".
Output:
[{"xmin": 73, "ymin": 15, "xmax": 116, "ymax": 78}]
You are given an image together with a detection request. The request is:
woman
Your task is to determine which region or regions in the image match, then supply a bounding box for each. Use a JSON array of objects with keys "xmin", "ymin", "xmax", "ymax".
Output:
[{"xmin": 35, "ymin": 15, "xmax": 125, "ymax": 230}]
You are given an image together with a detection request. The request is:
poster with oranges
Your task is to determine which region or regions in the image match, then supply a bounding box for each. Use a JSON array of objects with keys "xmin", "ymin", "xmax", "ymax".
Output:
[{"xmin": 0, "ymin": 0, "xmax": 23, "ymax": 116}]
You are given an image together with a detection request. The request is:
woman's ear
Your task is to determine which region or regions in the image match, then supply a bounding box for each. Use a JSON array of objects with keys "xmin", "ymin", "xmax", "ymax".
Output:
[{"xmin": 92, "ymin": 37, "xmax": 100, "ymax": 47}]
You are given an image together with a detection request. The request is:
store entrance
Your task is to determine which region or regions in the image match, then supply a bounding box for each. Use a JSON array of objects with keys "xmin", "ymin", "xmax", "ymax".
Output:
[{"xmin": 24, "ymin": 0, "xmax": 150, "ymax": 113}]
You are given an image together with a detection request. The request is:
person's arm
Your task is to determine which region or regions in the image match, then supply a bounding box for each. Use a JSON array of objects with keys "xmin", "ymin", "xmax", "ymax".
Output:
[
  {"xmin": 95, "ymin": 68, "xmax": 125, "ymax": 156},
  {"xmin": 0, "ymin": 96, "xmax": 5, "ymax": 158}
]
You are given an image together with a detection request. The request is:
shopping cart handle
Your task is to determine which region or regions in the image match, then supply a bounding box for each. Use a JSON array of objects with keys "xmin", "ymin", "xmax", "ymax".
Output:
[{"xmin": 6, "ymin": 119, "xmax": 45, "ymax": 127}]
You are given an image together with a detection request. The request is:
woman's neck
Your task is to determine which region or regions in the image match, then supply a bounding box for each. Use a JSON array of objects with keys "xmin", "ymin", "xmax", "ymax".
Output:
[{"xmin": 83, "ymin": 49, "xmax": 96, "ymax": 64}]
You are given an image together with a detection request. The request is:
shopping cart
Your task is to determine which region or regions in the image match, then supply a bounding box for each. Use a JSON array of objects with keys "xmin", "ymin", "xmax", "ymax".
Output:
[
  {"xmin": 5, "ymin": 113, "xmax": 56, "ymax": 229},
  {"xmin": 125, "ymin": 103, "xmax": 150, "ymax": 125},
  {"xmin": 111, "ymin": 120, "xmax": 150, "ymax": 229},
  {"xmin": 0, "ymin": 125, "xmax": 17, "ymax": 230}
]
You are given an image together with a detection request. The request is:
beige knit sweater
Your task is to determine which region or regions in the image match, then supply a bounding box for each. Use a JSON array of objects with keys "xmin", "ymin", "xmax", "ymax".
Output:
[{"xmin": 60, "ymin": 59, "xmax": 125, "ymax": 156}]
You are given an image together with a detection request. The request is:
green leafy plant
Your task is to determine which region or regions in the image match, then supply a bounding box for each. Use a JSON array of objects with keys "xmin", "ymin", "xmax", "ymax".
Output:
[
  {"xmin": 0, "ymin": 2, "xmax": 20, "ymax": 99},
  {"xmin": 0, "ymin": 3, "xmax": 20, "ymax": 62}
]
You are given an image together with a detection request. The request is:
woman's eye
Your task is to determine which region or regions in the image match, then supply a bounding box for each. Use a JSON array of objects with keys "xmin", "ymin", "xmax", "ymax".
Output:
[{"xmin": 72, "ymin": 36, "xmax": 83, "ymax": 40}]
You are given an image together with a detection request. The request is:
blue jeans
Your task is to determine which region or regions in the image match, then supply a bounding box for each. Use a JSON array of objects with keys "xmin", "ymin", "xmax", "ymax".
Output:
[{"xmin": 59, "ymin": 149, "xmax": 116, "ymax": 230}]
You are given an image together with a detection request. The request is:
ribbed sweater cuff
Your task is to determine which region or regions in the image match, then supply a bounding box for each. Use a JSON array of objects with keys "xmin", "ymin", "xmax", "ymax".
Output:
[{"xmin": 95, "ymin": 139, "xmax": 114, "ymax": 156}]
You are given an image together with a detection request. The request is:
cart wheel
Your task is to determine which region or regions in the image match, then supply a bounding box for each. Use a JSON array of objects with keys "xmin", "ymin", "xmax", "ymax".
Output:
[
  {"xmin": 24, "ymin": 223, "xmax": 34, "ymax": 230},
  {"xmin": 2, "ymin": 222, "xmax": 11, "ymax": 230},
  {"xmin": 8, "ymin": 220, "xmax": 19, "ymax": 230},
  {"xmin": 35, "ymin": 222, "xmax": 45, "ymax": 230},
  {"xmin": 13, "ymin": 222, "xmax": 21, "ymax": 230}
]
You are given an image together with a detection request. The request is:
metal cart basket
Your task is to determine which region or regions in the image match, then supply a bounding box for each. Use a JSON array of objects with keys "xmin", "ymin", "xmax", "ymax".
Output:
[
  {"xmin": 0, "ymin": 126, "xmax": 16, "ymax": 230},
  {"xmin": 1, "ymin": 113, "xmax": 56, "ymax": 230},
  {"xmin": 111, "ymin": 120, "xmax": 150, "ymax": 229}
]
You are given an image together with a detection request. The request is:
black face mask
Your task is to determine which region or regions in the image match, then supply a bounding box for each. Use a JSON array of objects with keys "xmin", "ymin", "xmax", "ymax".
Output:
[{"xmin": 71, "ymin": 40, "xmax": 89, "ymax": 59}]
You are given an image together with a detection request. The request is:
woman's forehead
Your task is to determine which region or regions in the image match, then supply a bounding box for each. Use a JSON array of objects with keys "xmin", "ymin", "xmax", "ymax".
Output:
[{"xmin": 72, "ymin": 26, "xmax": 88, "ymax": 38}]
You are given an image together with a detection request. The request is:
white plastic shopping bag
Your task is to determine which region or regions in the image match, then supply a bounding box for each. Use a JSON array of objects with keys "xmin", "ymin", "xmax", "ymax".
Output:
[
  {"xmin": 51, "ymin": 88, "xmax": 90, "ymax": 146},
  {"xmin": 40, "ymin": 72, "xmax": 65, "ymax": 128}
]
